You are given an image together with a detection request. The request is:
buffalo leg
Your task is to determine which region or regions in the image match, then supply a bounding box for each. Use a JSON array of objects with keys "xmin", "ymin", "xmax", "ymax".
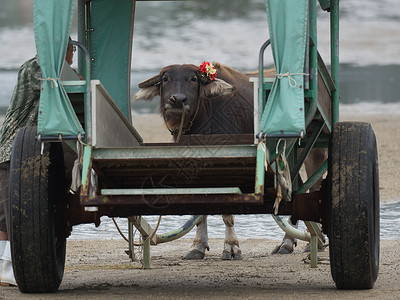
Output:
[
  {"xmin": 221, "ymin": 214, "xmax": 243, "ymax": 260},
  {"xmin": 182, "ymin": 215, "xmax": 209, "ymax": 260},
  {"xmin": 271, "ymin": 219, "xmax": 298, "ymax": 254}
]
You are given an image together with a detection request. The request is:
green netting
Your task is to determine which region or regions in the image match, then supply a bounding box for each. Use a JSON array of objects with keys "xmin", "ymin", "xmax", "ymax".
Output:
[
  {"xmin": 90, "ymin": 0, "xmax": 134, "ymax": 119},
  {"xmin": 34, "ymin": 0, "xmax": 84, "ymax": 138},
  {"xmin": 260, "ymin": 0, "xmax": 308, "ymax": 136}
]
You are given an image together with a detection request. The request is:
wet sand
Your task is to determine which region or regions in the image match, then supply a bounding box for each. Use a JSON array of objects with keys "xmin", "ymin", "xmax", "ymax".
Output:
[{"xmin": 1, "ymin": 238, "xmax": 399, "ymax": 299}]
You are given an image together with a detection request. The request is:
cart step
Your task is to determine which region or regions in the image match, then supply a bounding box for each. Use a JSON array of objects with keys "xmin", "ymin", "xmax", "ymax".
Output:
[{"xmin": 101, "ymin": 187, "xmax": 242, "ymax": 196}]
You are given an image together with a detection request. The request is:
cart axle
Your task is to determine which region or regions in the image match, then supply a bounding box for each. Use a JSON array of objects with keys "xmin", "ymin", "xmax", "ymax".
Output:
[{"xmin": 79, "ymin": 188, "xmax": 326, "ymax": 226}]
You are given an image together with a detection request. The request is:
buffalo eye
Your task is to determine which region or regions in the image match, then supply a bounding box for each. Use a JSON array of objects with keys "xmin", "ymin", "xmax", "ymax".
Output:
[
  {"xmin": 190, "ymin": 75, "xmax": 198, "ymax": 83},
  {"xmin": 162, "ymin": 75, "xmax": 169, "ymax": 83}
]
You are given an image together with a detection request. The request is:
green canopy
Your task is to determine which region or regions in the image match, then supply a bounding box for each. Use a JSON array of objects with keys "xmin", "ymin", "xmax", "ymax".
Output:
[
  {"xmin": 90, "ymin": 0, "xmax": 134, "ymax": 119},
  {"xmin": 260, "ymin": 0, "xmax": 308, "ymax": 136},
  {"xmin": 34, "ymin": 0, "xmax": 84, "ymax": 138}
]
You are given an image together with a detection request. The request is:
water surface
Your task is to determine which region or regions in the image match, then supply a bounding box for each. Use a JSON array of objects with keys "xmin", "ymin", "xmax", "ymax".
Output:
[{"xmin": 69, "ymin": 200, "xmax": 400, "ymax": 240}]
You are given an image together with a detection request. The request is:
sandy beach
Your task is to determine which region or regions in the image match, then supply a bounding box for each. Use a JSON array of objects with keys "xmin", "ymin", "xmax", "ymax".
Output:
[
  {"xmin": 1, "ymin": 238, "xmax": 399, "ymax": 299},
  {"xmin": 1, "ymin": 112, "xmax": 399, "ymax": 299}
]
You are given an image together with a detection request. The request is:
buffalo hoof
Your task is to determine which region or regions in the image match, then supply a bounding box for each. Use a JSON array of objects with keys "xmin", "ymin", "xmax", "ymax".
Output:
[
  {"xmin": 221, "ymin": 249, "xmax": 243, "ymax": 260},
  {"xmin": 182, "ymin": 249, "xmax": 205, "ymax": 260},
  {"xmin": 233, "ymin": 249, "xmax": 243, "ymax": 260},
  {"xmin": 271, "ymin": 242, "xmax": 294, "ymax": 255}
]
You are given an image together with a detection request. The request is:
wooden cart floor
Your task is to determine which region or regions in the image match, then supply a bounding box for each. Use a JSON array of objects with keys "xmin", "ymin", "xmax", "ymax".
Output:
[{"xmin": 91, "ymin": 140, "xmax": 271, "ymax": 194}]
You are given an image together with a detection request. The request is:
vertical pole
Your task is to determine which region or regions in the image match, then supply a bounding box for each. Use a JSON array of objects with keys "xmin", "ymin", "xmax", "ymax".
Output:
[
  {"xmin": 69, "ymin": 40, "xmax": 92, "ymax": 145},
  {"xmin": 85, "ymin": 1, "xmax": 92, "ymax": 57},
  {"xmin": 255, "ymin": 39, "xmax": 271, "ymax": 196},
  {"xmin": 258, "ymin": 81, "xmax": 265, "ymax": 123},
  {"xmin": 84, "ymin": 53, "xmax": 92, "ymax": 145},
  {"xmin": 81, "ymin": 145, "xmax": 93, "ymax": 197},
  {"xmin": 291, "ymin": 145, "xmax": 298, "ymax": 191},
  {"xmin": 309, "ymin": 234, "xmax": 318, "ymax": 268},
  {"xmin": 129, "ymin": 216, "xmax": 154, "ymax": 269},
  {"xmin": 309, "ymin": 0, "xmax": 318, "ymax": 106},
  {"xmin": 84, "ymin": 1, "xmax": 92, "ymax": 144},
  {"xmin": 77, "ymin": 0, "xmax": 85, "ymax": 77},
  {"xmin": 128, "ymin": 219, "xmax": 135, "ymax": 261},
  {"xmin": 142, "ymin": 237, "xmax": 151, "ymax": 269},
  {"xmin": 330, "ymin": 0, "xmax": 340, "ymax": 124},
  {"xmin": 305, "ymin": 221, "xmax": 325, "ymax": 268},
  {"xmin": 255, "ymin": 143, "xmax": 266, "ymax": 196},
  {"xmin": 258, "ymin": 40, "xmax": 270, "ymax": 123}
]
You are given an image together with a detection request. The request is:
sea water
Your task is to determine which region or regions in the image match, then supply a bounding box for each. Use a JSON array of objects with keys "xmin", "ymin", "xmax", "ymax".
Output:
[
  {"xmin": 69, "ymin": 200, "xmax": 400, "ymax": 240},
  {"xmin": 0, "ymin": 0, "xmax": 399, "ymax": 240}
]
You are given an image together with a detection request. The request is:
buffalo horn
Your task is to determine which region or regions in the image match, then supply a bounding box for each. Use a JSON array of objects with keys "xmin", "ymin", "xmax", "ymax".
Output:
[{"xmin": 138, "ymin": 75, "xmax": 161, "ymax": 88}]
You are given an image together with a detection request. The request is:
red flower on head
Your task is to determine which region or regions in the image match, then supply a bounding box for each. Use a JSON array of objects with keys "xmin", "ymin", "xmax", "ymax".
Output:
[{"xmin": 199, "ymin": 61, "xmax": 216, "ymax": 81}]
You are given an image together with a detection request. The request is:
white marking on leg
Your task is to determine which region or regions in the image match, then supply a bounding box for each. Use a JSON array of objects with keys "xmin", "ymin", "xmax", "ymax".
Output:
[
  {"xmin": 192, "ymin": 215, "xmax": 209, "ymax": 252},
  {"xmin": 222, "ymin": 215, "xmax": 242, "ymax": 259}
]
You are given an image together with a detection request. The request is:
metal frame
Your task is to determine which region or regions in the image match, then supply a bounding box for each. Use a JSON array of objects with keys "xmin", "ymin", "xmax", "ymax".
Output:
[{"xmin": 253, "ymin": 0, "xmax": 339, "ymax": 265}]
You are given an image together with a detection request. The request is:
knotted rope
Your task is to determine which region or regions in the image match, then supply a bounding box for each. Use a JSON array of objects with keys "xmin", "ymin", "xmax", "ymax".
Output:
[
  {"xmin": 257, "ymin": 139, "xmax": 269, "ymax": 172},
  {"xmin": 276, "ymin": 72, "xmax": 309, "ymax": 88},
  {"xmin": 39, "ymin": 77, "xmax": 60, "ymax": 88}
]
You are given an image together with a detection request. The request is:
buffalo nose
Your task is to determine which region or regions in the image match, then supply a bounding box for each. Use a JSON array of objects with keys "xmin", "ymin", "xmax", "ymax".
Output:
[{"xmin": 168, "ymin": 94, "xmax": 187, "ymax": 108}]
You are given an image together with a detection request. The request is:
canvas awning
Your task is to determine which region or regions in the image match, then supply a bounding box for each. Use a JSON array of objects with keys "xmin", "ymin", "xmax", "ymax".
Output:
[
  {"xmin": 259, "ymin": 0, "xmax": 308, "ymax": 137},
  {"xmin": 34, "ymin": 0, "xmax": 134, "ymax": 140},
  {"xmin": 34, "ymin": 0, "xmax": 84, "ymax": 139}
]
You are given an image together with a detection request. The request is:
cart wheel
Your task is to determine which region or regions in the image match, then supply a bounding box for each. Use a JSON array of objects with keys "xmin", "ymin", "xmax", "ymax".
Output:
[
  {"xmin": 328, "ymin": 122, "xmax": 379, "ymax": 289},
  {"xmin": 9, "ymin": 127, "xmax": 67, "ymax": 293}
]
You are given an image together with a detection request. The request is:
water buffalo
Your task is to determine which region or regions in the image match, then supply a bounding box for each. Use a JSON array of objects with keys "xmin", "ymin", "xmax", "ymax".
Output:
[
  {"xmin": 134, "ymin": 62, "xmax": 252, "ymax": 260},
  {"xmin": 134, "ymin": 62, "xmax": 254, "ymax": 140},
  {"xmin": 134, "ymin": 62, "xmax": 326, "ymax": 258}
]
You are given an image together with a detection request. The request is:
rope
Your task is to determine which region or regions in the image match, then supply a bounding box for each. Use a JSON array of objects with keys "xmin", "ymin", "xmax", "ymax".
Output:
[
  {"xmin": 274, "ymin": 151, "xmax": 292, "ymax": 214},
  {"xmin": 175, "ymin": 110, "xmax": 187, "ymax": 143},
  {"xmin": 257, "ymin": 139, "xmax": 269, "ymax": 172},
  {"xmin": 258, "ymin": 139, "xmax": 291, "ymax": 215},
  {"xmin": 70, "ymin": 134, "xmax": 86, "ymax": 193},
  {"xmin": 148, "ymin": 215, "xmax": 162, "ymax": 242},
  {"xmin": 112, "ymin": 216, "xmax": 163, "ymax": 246},
  {"xmin": 77, "ymin": 132, "xmax": 90, "ymax": 148},
  {"xmin": 164, "ymin": 96, "xmax": 201, "ymax": 141},
  {"xmin": 39, "ymin": 77, "xmax": 60, "ymax": 88},
  {"xmin": 257, "ymin": 138, "xmax": 292, "ymax": 214},
  {"xmin": 112, "ymin": 217, "xmax": 129, "ymax": 242},
  {"xmin": 276, "ymin": 72, "xmax": 308, "ymax": 88}
]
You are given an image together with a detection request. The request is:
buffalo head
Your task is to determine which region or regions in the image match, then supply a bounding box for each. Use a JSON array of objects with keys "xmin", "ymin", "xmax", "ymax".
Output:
[{"xmin": 133, "ymin": 64, "xmax": 235, "ymax": 134}]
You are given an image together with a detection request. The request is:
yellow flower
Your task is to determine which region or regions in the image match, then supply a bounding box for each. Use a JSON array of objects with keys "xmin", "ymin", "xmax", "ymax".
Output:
[{"xmin": 206, "ymin": 63, "xmax": 216, "ymax": 75}]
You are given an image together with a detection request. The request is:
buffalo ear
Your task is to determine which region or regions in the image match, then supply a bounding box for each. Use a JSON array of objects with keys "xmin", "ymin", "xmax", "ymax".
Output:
[
  {"xmin": 200, "ymin": 78, "xmax": 234, "ymax": 99},
  {"xmin": 133, "ymin": 75, "xmax": 161, "ymax": 101},
  {"xmin": 138, "ymin": 75, "xmax": 161, "ymax": 88}
]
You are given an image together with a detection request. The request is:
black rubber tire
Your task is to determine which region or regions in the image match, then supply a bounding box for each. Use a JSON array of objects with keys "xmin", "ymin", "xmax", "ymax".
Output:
[
  {"xmin": 328, "ymin": 122, "xmax": 380, "ymax": 289},
  {"xmin": 9, "ymin": 127, "xmax": 67, "ymax": 293}
]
